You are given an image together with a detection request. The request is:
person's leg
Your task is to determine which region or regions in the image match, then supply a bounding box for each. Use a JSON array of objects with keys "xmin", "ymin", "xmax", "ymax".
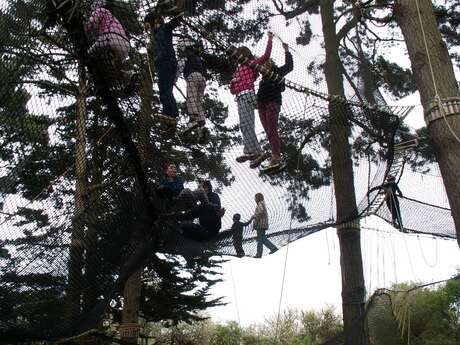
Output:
[
  {"xmin": 255, "ymin": 229, "xmax": 264, "ymax": 257},
  {"xmin": 265, "ymin": 102, "xmax": 281, "ymax": 161},
  {"xmin": 108, "ymin": 33, "xmax": 130, "ymax": 61},
  {"xmin": 157, "ymin": 62, "xmax": 179, "ymax": 118},
  {"xmin": 258, "ymin": 102, "xmax": 269, "ymax": 135},
  {"xmin": 260, "ymin": 229, "xmax": 278, "ymax": 252},
  {"xmin": 392, "ymin": 197, "xmax": 403, "ymax": 228},
  {"xmin": 237, "ymin": 91, "xmax": 261, "ymax": 155},
  {"xmin": 194, "ymin": 73, "xmax": 207, "ymax": 123},
  {"xmin": 186, "ymin": 72, "xmax": 199, "ymax": 122},
  {"xmin": 233, "ymin": 232, "xmax": 245, "ymax": 256},
  {"xmin": 180, "ymin": 223, "xmax": 208, "ymax": 241}
]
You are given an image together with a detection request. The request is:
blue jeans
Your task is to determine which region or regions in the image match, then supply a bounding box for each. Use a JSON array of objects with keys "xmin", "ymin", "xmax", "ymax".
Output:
[
  {"xmin": 256, "ymin": 229, "xmax": 277, "ymax": 257},
  {"xmin": 156, "ymin": 61, "xmax": 178, "ymax": 118}
]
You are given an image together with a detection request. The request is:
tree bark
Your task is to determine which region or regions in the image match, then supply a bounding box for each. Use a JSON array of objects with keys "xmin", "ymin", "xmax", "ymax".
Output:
[
  {"xmin": 66, "ymin": 65, "xmax": 88, "ymax": 324},
  {"xmin": 83, "ymin": 116, "xmax": 107, "ymax": 313},
  {"xmin": 395, "ymin": 0, "xmax": 460, "ymax": 249},
  {"xmin": 320, "ymin": 1, "xmax": 368, "ymax": 344},
  {"xmin": 120, "ymin": 64, "xmax": 156, "ymax": 345}
]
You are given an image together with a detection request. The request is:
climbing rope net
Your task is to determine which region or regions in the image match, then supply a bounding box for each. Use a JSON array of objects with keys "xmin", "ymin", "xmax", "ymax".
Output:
[{"xmin": 0, "ymin": 0, "xmax": 456, "ymax": 341}]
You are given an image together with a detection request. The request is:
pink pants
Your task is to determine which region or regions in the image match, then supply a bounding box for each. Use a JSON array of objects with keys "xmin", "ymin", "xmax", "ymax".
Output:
[{"xmin": 258, "ymin": 102, "xmax": 281, "ymax": 157}]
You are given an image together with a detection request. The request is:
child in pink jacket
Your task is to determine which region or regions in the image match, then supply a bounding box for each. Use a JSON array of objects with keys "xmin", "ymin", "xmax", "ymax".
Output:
[
  {"xmin": 230, "ymin": 32, "xmax": 273, "ymax": 168},
  {"xmin": 85, "ymin": 0, "xmax": 130, "ymax": 62}
]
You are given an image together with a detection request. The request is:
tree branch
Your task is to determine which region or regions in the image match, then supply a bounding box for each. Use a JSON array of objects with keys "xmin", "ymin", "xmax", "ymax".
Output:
[{"xmin": 273, "ymin": 0, "xmax": 320, "ymax": 20}]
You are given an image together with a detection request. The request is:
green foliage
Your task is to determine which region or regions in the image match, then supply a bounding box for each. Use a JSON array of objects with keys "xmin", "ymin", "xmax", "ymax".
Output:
[{"xmin": 369, "ymin": 278, "xmax": 460, "ymax": 345}]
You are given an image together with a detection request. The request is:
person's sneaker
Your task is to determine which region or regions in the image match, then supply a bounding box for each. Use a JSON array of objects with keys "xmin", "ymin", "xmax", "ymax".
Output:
[
  {"xmin": 261, "ymin": 159, "xmax": 286, "ymax": 174},
  {"xmin": 236, "ymin": 153, "xmax": 258, "ymax": 163},
  {"xmin": 249, "ymin": 152, "xmax": 270, "ymax": 169}
]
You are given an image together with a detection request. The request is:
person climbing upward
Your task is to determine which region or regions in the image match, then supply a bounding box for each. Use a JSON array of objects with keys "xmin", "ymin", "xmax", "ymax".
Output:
[
  {"xmin": 231, "ymin": 213, "xmax": 253, "ymax": 257},
  {"xmin": 230, "ymin": 32, "xmax": 273, "ymax": 169},
  {"xmin": 144, "ymin": 9, "xmax": 182, "ymax": 133},
  {"xmin": 84, "ymin": 0, "xmax": 137, "ymax": 91},
  {"xmin": 257, "ymin": 42, "xmax": 293, "ymax": 173},
  {"xmin": 368, "ymin": 174, "xmax": 404, "ymax": 229},
  {"xmin": 179, "ymin": 38, "xmax": 208, "ymax": 136},
  {"xmin": 251, "ymin": 193, "xmax": 277, "ymax": 258}
]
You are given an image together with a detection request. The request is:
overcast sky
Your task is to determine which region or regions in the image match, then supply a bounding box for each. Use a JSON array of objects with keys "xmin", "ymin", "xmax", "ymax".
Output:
[{"xmin": 201, "ymin": 1, "xmax": 460, "ymax": 327}]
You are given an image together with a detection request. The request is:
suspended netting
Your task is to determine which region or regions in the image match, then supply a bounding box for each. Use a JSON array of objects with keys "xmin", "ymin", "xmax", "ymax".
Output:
[{"xmin": 0, "ymin": 0, "xmax": 456, "ymax": 341}]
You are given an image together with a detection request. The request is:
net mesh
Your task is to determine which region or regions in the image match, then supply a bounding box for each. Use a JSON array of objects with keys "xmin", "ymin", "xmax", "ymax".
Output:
[{"xmin": 0, "ymin": 0, "xmax": 456, "ymax": 341}]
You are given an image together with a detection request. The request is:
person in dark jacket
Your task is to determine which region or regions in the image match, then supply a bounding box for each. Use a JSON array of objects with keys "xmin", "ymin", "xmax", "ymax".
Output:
[
  {"xmin": 257, "ymin": 42, "xmax": 294, "ymax": 171},
  {"xmin": 144, "ymin": 11, "xmax": 182, "ymax": 124},
  {"xmin": 231, "ymin": 213, "xmax": 253, "ymax": 257},
  {"xmin": 368, "ymin": 175, "xmax": 404, "ymax": 229},
  {"xmin": 157, "ymin": 163, "xmax": 185, "ymax": 209},
  {"xmin": 176, "ymin": 189, "xmax": 225, "ymax": 242},
  {"xmin": 180, "ymin": 39, "xmax": 207, "ymax": 134},
  {"xmin": 200, "ymin": 180, "xmax": 221, "ymax": 208}
]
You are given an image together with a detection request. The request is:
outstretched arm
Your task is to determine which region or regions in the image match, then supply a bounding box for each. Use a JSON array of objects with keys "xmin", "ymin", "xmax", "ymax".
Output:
[
  {"xmin": 251, "ymin": 32, "xmax": 273, "ymax": 65},
  {"xmin": 165, "ymin": 15, "xmax": 182, "ymax": 32},
  {"xmin": 278, "ymin": 44, "xmax": 293, "ymax": 76}
]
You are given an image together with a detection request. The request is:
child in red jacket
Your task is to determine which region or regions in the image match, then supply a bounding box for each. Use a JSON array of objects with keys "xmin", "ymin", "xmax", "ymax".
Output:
[{"xmin": 230, "ymin": 32, "xmax": 273, "ymax": 168}]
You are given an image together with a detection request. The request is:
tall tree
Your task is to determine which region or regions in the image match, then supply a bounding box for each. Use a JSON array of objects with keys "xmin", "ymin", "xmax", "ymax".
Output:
[
  {"xmin": 319, "ymin": 1, "xmax": 367, "ymax": 343},
  {"xmin": 394, "ymin": 0, "xmax": 460, "ymax": 249}
]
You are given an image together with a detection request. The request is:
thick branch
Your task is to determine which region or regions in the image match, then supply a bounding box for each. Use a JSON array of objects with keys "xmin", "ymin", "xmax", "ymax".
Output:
[{"xmin": 273, "ymin": 0, "xmax": 320, "ymax": 19}]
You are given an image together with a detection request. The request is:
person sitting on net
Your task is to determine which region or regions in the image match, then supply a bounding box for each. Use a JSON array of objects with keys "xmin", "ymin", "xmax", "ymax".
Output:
[
  {"xmin": 179, "ymin": 38, "xmax": 208, "ymax": 135},
  {"xmin": 368, "ymin": 174, "xmax": 404, "ymax": 229},
  {"xmin": 200, "ymin": 180, "xmax": 220, "ymax": 208},
  {"xmin": 230, "ymin": 32, "xmax": 273, "ymax": 169},
  {"xmin": 257, "ymin": 41, "xmax": 294, "ymax": 172},
  {"xmin": 156, "ymin": 163, "xmax": 184, "ymax": 209},
  {"xmin": 144, "ymin": 9, "xmax": 182, "ymax": 131},
  {"xmin": 231, "ymin": 213, "xmax": 253, "ymax": 257},
  {"xmin": 175, "ymin": 188, "xmax": 225, "ymax": 242},
  {"xmin": 252, "ymin": 192, "xmax": 277, "ymax": 258}
]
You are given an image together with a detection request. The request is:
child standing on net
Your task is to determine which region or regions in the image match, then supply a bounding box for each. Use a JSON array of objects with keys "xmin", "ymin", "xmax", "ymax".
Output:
[
  {"xmin": 180, "ymin": 39, "xmax": 207, "ymax": 134},
  {"xmin": 231, "ymin": 213, "xmax": 253, "ymax": 257},
  {"xmin": 230, "ymin": 32, "xmax": 273, "ymax": 168},
  {"xmin": 144, "ymin": 10, "xmax": 182, "ymax": 128},
  {"xmin": 251, "ymin": 193, "xmax": 277, "ymax": 258},
  {"xmin": 257, "ymin": 42, "xmax": 293, "ymax": 171}
]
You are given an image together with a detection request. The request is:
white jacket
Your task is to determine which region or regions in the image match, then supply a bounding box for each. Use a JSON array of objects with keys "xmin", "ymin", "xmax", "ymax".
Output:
[{"xmin": 253, "ymin": 200, "xmax": 268, "ymax": 230}]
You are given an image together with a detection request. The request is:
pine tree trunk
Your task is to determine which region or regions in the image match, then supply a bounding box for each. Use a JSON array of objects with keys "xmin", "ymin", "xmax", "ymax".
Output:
[
  {"xmin": 120, "ymin": 64, "xmax": 156, "ymax": 345},
  {"xmin": 319, "ymin": 1, "xmax": 368, "ymax": 344},
  {"xmin": 395, "ymin": 0, "xmax": 460, "ymax": 249},
  {"xmin": 66, "ymin": 66, "xmax": 88, "ymax": 324},
  {"xmin": 83, "ymin": 118, "xmax": 107, "ymax": 313}
]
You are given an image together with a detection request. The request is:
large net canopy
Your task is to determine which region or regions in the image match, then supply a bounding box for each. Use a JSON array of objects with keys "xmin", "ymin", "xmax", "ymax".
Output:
[{"xmin": 0, "ymin": 0, "xmax": 456, "ymax": 341}]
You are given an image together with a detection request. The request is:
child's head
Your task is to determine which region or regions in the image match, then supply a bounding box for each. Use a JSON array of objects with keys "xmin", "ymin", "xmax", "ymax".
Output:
[
  {"xmin": 235, "ymin": 46, "xmax": 253, "ymax": 62},
  {"xmin": 233, "ymin": 213, "xmax": 241, "ymax": 222},
  {"xmin": 164, "ymin": 163, "xmax": 177, "ymax": 178},
  {"xmin": 144, "ymin": 11, "xmax": 163, "ymax": 31},
  {"xmin": 201, "ymin": 180, "xmax": 212, "ymax": 193},
  {"xmin": 262, "ymin": 58, "xmax": 275, "ymax": 72},
  {"xmin": 387, "ymin": 175, "xmax": 396, "ymax": 182},
  {"xmin": 255, "ymin": 193, "xmax": 264, "ymax": 203}
]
